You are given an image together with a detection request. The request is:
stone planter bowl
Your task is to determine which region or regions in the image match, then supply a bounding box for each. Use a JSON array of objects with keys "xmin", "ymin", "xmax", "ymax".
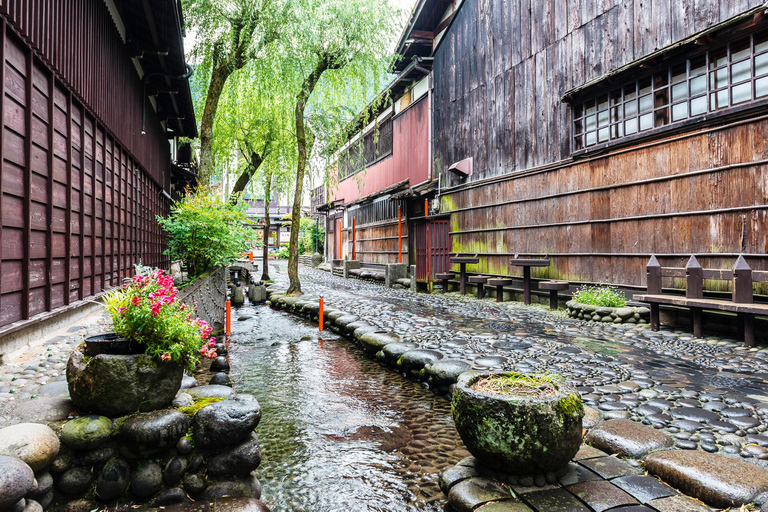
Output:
[
  {"xmin": 451, "ymin": 371, "xmax": 584, "ymax": 474},
  {"xmin": 566, "ymin": 301, "xmax": 650, "ymax": 324},
  {"xmin": 67, "ymin": 344, "xmax": 183, "ymax": 418}
]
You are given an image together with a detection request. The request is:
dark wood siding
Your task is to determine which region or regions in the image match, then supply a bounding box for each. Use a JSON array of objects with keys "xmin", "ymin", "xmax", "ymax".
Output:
[
  {"xmin": 0, "ymin": 7, "xmax": 171, "ymax": 332},
  {"xmin": 433, "ymin": 0, "xmax": 768, "ymax": 291}
]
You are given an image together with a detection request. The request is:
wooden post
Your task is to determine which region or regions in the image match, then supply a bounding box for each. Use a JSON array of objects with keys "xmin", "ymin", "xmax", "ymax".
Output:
[
  {"xmin": 398, "ymin": 206, "xmax": 402, "ymax": 263},
  {"xmin": 319, "ymin": 296, "xmax": 324, "ymax": 331},
  {"xmin": 685, "ymin": 255, "xmax": 703, "ymax": 299},
  {"xmin": 646, "ymin": 255, "xmax": 662, "ymax": 294},
  {"xmin": 338, "ymin": 220, "xmax": 342, "ymax": 259},
  {"xmin": 226, "ymin": 300, "xmax": 231, "ymax": 336},
  {"xmin": 523, "ymin": 266, "xmax": 532, "ymax": 304},
  {"xmin": 352, "ymin": 218, "xmax": 356, "ymax": 260},
  {"xmin": 732, "ymin": 255, "xmax": 753, "ymax": 303}
]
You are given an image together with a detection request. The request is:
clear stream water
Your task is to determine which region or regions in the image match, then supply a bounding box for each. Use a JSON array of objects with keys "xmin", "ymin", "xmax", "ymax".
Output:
[{"xmin": 227, "ymin": 302, "xmax": 469, "ymax": 512}]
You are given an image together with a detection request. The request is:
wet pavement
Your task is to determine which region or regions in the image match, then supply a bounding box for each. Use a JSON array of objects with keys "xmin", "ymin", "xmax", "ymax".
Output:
[{"xmin": 280, "ymin": 260, "xmax": 768, "ymax": 468}]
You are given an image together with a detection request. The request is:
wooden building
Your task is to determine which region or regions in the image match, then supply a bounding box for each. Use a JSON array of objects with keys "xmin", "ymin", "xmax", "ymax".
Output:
[
  {"xmin": 381, "ymin": 0, "xmax": 768, "ymax": 295},
  {"xmin": 319, "ymin": 58, "xmax": 433, "ymax": 269},
  {"xmin": 0, "ymin": 0, "xmax": 196, "ymax": 335}
]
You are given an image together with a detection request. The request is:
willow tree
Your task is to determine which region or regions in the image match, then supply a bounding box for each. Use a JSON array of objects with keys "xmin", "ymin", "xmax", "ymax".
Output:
[
  {"xmin": 184, "ymin": 0, "xmax": 284, "ymax": 185},
  {"xmin": 284, "ymin": 0, "xmax": 400, "ymax": 295}
]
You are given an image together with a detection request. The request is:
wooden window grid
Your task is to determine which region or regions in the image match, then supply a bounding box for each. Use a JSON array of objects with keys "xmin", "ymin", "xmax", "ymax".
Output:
[
  {"xmin": 573, "ymin": 31, "xmax": 768, "ymax": 151},
  {"xmin": 338, "ymin": 116, "xmax": 394, "ymax": 181},
  {"xmin": 353, "ymin": 199, "xmax": 402, "ymax": 227}
]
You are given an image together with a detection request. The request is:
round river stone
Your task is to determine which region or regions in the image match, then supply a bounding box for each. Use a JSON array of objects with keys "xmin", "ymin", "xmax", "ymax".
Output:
[
  {"xmin": 115, "ymin": 409, "xmax": 189, "ymax": 458},
  {"xmin": 0, "ymin": 456, "xmax": 35, "ymax": 510},
  {"xmin": 425, "ymin": 360, "xmax": 472, "ymax": 385},
  {"xmin": 193, "ymin": 393, "xmax": 262, "ymax": 449},
  {"xmin": 95, "ymin": 458, "xmax": 130, "ymax": 501},
  {"xmin": 61, "ymin": 415, "xmax": 113, "ymax": 450},
  {"xmin": 207, "ymin": 432, "xmax": 262, "ymax": 477},
  {"xmin": 399, "ymin": 349, "xmax": 444, "ymax": 370},
  {"xmin": 0, "ymin": 423, "xmax": 60, "ymax": 471}
]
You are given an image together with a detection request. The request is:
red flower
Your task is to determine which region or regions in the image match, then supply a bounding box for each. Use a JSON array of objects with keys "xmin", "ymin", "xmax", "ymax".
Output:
[
  {"xmin": 161, "ymin": 352, "xmax": 172, "ymax": 362},
  {"xmin": 131, "ymin": 296, "xmax": 141, "ymax": 306}
]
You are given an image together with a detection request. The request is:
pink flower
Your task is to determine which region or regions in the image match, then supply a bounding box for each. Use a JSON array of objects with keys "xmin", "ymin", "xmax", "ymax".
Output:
[
  {"xmin": 131, "ymin": 296, "xmax": 141, "ymax": 306},
  {"xmin": 208, "ymin": 340, "xmax": 216, "ymax": 347},
  {"xmin": 118, "ymin": 307, "xmax": 125, "ymax": 316},
  {"xmin": 161, "ymin": 352, "xmax": 171, "ymax": 362}
]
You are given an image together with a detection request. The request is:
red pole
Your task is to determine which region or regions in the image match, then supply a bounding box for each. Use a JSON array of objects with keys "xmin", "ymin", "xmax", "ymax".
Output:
[
  {"xmin": 398, "ymin": 206, "xmax": 402, "ymax": 263},
  {"xmin": 424, "ymin": 199, "xmax": 429, "ymax": 217},
  {"xmin": 226, "ymin": 300, "xmax": 231, "ymax": 336},
  {"xmin": 352, "ymin": 218, "xmax": 356, "ymax": 260},
  {"xmin": 338, "ymin": 220, "xmax": 342, "ymax": 258},
  {"xmin": 319, "ymin": 296, "xmax": 324, "ymax": 331}
]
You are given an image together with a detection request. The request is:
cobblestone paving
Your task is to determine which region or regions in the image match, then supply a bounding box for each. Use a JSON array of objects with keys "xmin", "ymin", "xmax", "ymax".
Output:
[{"xmin": 276, "ymin": 262, "xmax": 768, "ymax": 468}]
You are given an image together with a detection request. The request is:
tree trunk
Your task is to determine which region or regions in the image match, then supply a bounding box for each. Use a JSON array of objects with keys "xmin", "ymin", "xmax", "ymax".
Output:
[
  {"xmin": 261, "ymin": 168, "xmax": 273, "ymax": 282},
  {"xmin": 286, "ymin": 57, "xmax": 330, "ymax": 295},
  {"xmin": 229, "ymin": 152, "xmax": 264, "ymax": 204},
  {"xmin": 198, "ymin": 62, "xmax": 231, "ymax": 185}
]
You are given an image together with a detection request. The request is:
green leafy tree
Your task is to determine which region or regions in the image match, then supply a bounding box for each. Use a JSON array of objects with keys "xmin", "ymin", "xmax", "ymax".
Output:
[{"xmin": 157, "ymin": 188, "xmax": 255, "ymax": 277}]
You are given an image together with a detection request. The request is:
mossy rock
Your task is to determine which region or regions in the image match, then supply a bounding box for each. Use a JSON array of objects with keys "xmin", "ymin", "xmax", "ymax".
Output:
[
  {"xmin": 451, "ymin": 372, "xmax": 583, "ymax": 474},
  {"xmin": 66, "ymin": 345, "xmax": 183, "ymax": 418}
]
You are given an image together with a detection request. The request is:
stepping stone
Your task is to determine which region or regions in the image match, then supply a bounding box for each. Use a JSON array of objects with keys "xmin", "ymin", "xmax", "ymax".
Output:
[
  {"xmin": 611, "ymin": 475, "xmax": 678, "ymax": 503},
  {"xmin": 573, "ymin": 444, "xmax": 608, "ymax": 460},
  {"xmin": 521, "ymin": 488, "xmax": 590, "ymax": 512},
  {"xmin": 582, "ymin": 406, "xmax": 602, "ymax": 429},
  {"xmin": 439, "ymin": 465, "xmax": 481, "ymax": 494},
  {"xmin": 669, "ymin": 407, "xmax": 719, "ymax": 423},
  {"xmin": 579, "ymin": 456, "xmax": 642, "ymax": 479},
  {"xmin": 646, "ymin": 495, "xmax": 712, "ymax": 511},
  {"xmin": 584, "ymin": 419, "xmax": 674, "ymax": 459},
  {"xmin": 556, "ymin": 463, "xmax": 602, "ymax": 487},
  {"xmin": 447, "ymin": 477, "xmax": 514, "ymax": 512},
  {"xmin": 186, "ymin": 385, "xmax": 236, "ymax": 399},
  {"xmin": 15, "ymin": 397, "xmax": 76, "ymax": 423},
  {"xmin": 645, "ymin": 449, "xmax": 768, "ymax": 508},
  {"xmin": 566, "ymin": 481, "xmax": 638, "ymax": 512},
  {"xmin": 475, "ymin": 502, "xmax": 533, "ymax": 512}
]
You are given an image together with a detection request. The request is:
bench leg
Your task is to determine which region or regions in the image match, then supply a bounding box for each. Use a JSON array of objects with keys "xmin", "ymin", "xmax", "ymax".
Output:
[
  {"xmin": 650, "ymin": 303, "xmax": 660, "ymax": 331},
  {"xmin": 523, "ymin": 267, "xmax": 531, "ymax": 305},
  {"xmin": 691, "ymin": 308, "xmax": 703, "ymax": 338},
  {"xmin": 744, "ymin": 314, "xmax": 755, "ymax": 347},
  {"xmin": 460, "ymin": 265, "xmax": 467, "ymax": 295},
  {"xmin": 496, "ymin": 286, "xmax": 503, "ymax": 303},
  {"xmin": 477, "ymin": 284, "xmax": 484, "ymax": 300},
  {"xmin": 441, "ymin": 279, "xmax": 449, "ymax": 293},
  {"xmin": 549, "ymin": 290, "xmax": 558, "ymax": 310}
]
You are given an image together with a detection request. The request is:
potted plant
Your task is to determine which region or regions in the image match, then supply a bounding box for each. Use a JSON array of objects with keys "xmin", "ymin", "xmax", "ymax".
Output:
[
  {"xmin": 67, "ymin": 266, "xmax": 218, "ymax": 417},
  {"xmin": 451, "ymin": 372, "xmax": 583, "ymax": 475}
]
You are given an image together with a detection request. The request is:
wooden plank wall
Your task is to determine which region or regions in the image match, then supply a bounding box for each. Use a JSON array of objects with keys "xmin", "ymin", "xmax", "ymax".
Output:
[
  {"xmin": 0, "ymin": 0, "xmax": 170, "ymax": 185},
  {"xmin": 433, "ymin": 0, "xmax": 768, "ymax": 290},
  {"xmin": 353, "ymin": 221, "xmax": 409, "ymax": 265},
  {"xmin": 433, "ymin": 0, "xmax": 765, "ymax": 177},
  {"xmin": 442, "ymin": 118, "xmax": 768, "ymax": 289},
  {"xmin": 0, "ymin": 22, "xmax": 169, "ymax": 331}
]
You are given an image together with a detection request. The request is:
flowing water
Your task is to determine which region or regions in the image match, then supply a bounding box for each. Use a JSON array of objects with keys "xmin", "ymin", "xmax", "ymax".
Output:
[{"xmin": 228, "ymin": 302, "xmax": 469, "ymax": 512}]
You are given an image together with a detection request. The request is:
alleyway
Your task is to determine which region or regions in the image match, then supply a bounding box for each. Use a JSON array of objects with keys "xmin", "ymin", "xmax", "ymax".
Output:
[{"xmin": 268, "ymin": 260, "xmax": 768, "ymax": 467}]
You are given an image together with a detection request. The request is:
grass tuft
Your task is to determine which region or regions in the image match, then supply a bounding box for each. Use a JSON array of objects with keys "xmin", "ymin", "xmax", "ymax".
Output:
[
  {"xmin": 471, "ymin": 372, "xmax": 563, "ymax": 397},
  {"xmin": 572, "ymin": 285, "xmax": 627, "ymax": 307}
]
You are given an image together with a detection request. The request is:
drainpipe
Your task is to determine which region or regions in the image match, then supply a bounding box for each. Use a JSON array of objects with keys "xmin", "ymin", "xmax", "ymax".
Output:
[{"xmin": 141, "ymin": 64, "xmax": 194, "ymax": 135}]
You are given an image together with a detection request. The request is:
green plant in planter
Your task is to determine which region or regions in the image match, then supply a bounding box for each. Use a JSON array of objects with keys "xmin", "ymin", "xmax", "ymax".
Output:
[
  {"xmin": 103, "ymin": 266, "xmax": 217, "ymax": 373},
  {"xmin": 572, "ymin": 285, "xmax": 627, "ymax": 307}
]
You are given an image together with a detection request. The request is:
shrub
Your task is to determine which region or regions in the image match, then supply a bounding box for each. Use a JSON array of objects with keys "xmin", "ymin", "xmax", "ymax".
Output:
[
  {"xmin": 298, "ymin": 217, "xmax": 324, "ymax": 255},
  {"xmin": 103, "ymin": 266, "xmax": 217, "ymax": 373},
  {"xmin": 276, "ymin": 245, "xmax": 290, "ymax": 259},
  {"xmin": 572, "ymin": 285, "xmax": 627, "ymax": 308},
  {"xmin": 157, "ymin": 188, "xmax": 255, "ymax": 277}
]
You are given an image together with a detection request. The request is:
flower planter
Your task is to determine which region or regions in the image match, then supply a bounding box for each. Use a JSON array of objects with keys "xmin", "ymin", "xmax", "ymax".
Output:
[
  {"xmin": 84, "ymin": 333, "xmax": 142, "ymax": 356},
  {"xmin": 566, "ymin": 301, "xmax": 650, "ymax": 324},
  {"xmin": 66, "ymin": 344, "xmax": 183, "ymax": 418},
  {"xmin": 451, "ymin": 372, "xmax": 583, "ymax": 474}
]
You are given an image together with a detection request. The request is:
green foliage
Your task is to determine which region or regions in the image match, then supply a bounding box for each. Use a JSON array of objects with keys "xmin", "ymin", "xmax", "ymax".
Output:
[
  {"xmin": 103, "ymin": 266, "xmax": 217, "ymax": 373},
  {"xmin": 276, "ymin": 246, "xmax": 291, "ymax": 259},
  {"xmin": 298, "ymin": 217, "xmax": 324, "ymax": 254},
  {"xmin": 157, "ymin": 188, "xmax": 255, "ymax": 277},
  {"xmin": 572, "ymin": 286, "xmax": 628, "ymax": 308}
]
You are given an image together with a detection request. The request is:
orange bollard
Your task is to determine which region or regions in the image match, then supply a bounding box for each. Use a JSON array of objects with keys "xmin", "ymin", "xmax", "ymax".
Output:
[
  {"xmin": 424, "ymin": 199, "xmax": 429, "ymax": 217},
  {"xmin": 248, "ymin": 251, "xmax": 253, "ymax": 261},
  {"xmin": 352, "ymin": 218, "xmax": 356, "ymax": 260},
  {"xmin": 226, "ymin": 300, "xmax": 231, "ymax": 336},
  {"xmin": 319, "ymin": 296, "xmax": 324, "ymax": 331}
]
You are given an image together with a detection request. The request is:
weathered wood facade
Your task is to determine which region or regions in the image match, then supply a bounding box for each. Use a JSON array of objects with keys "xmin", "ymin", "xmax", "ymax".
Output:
[
  {"xmin": 0, "ymin": 0, "xmax": 196, "ymax": 333},
  {"xmin": 404, "ymin": 0, "xmax": 768, "ymax": 290}
]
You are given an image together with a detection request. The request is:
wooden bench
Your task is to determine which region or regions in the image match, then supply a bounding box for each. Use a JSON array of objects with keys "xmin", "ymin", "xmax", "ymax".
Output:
[
  {"xmin": 468, "ymin": 275, "xmax": 489, "ymax": 299},
  {"xmin": 487, "ymin": 278, "xmax": 514, "ymax": 303},
  {"xmin": 634, "ymin": 255, "xmax": 768, "ymax": 347},
  {"xmin": 539, "ymin": 280, "xmax": 569, "ymax": 310},
  {"xmin": 436, "ymin": 272, "xmax": 454, "ymax": 293}
]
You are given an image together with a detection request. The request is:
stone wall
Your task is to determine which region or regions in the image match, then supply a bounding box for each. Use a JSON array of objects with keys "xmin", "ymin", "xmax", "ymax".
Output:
[{"xmin": 177, "ymin": 268, "xmax": 227, "ymax": 331}]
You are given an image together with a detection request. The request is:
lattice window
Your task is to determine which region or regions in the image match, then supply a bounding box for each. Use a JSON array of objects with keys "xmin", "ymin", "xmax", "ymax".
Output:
[
  {"xmin": 573, "ymin": 30, "xmax": 768, "ymax": 151},
  {"xmin": 337, "ymin": 116, "xmax": 394, "ymax": 181}
]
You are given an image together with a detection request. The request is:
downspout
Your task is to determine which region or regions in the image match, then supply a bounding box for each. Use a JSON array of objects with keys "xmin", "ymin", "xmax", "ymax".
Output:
[{"xmin": 141, "ymin": 64, "xmax": 194, "ymax": 135}]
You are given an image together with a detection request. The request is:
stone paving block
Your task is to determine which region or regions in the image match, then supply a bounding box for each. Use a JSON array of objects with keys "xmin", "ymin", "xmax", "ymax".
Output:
[
  {"xmin": 574, "ymin": 444, "xmax": 608, "ymax": 460},
  {"xmin": 520, "ymin": 487, "xmax": 591, "ymax": 512},
  {"xmin": 566, "ymin": 480, "xmax": 639, "ymax": 512},
  {"xmin": 474, "ymin": 500, "xmax": 534, "ymax": 512},
  {"xmin": 509, "ymin": 482, "xmax": 559, "ymax": 496},
  {"xmin": 14, "ymin": 397, "xmax": 76, "ymax": 423},
  {"xmin": 611, "ymin": 474, "xmax": 678, "ymax": 503},
  {"xmin": 646, "ymin": 495, "xmax": 712, "ymax": 512},
  {"xmin": 578, "ymin": 456, "xmax": 642, "ymax": 479},
  {"xmin": 584, "ymin": 419, "xmax": 674, "ymax": 459},
  {"xmin": 645, "ymin": 449, "xmax": 768, "ymax": 508},
  {"xmin": 556, "ymin": 462, "xmax": 602, "ymax": 487},
  {"xmin": 447, "ymin": 477, "xmax": 514, "ymax": 512}
]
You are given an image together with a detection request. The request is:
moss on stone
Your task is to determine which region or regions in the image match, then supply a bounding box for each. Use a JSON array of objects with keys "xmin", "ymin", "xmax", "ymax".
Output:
[{"xmin": 177, "ymin": 396, "xmax": 225, "ymax": 418}]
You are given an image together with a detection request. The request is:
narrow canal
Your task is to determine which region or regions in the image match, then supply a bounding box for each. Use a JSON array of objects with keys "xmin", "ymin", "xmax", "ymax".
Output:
[{"xmin": 227, "ymin": 301, "xmax": 469, "ymax": 512}]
